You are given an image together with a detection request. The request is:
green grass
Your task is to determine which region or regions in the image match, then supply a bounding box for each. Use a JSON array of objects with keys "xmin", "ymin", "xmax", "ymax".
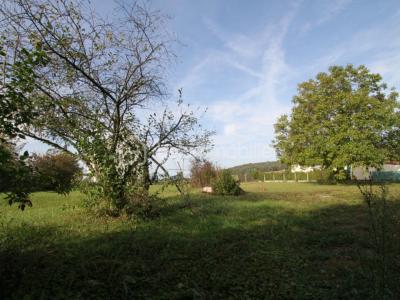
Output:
[{"xmin": 1, "ymin": 183, "xmax": 400, "ymax": 299}]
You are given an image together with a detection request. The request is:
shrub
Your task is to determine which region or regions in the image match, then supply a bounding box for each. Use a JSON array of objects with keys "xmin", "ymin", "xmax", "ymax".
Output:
[
  {"xmin": 31, "ymin": 151, "xmax": 82, "ymax": 193},
  {"xmin": 80, "ymin": 178, "xmax": 159, "ymax": 218},
  {"xmin": 311, "ymin": 169, "xmax": 336, "ymax": 184},
  {"xmin": 190, "ymin": 159, "xmax": 218, "ymax": 187},
  {"xmin": 212, "ymin": 170, "xmax": 243, "ymax": 196}
]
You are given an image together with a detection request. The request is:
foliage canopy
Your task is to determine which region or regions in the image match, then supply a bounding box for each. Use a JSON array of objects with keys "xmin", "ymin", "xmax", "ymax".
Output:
[
  {"xmin": 273, "ymin": 65, "xmax": 400, "ymax": 179},
  {"xmin": 31, "ymin": 150, "xmax": 82, "ymax": 194}
]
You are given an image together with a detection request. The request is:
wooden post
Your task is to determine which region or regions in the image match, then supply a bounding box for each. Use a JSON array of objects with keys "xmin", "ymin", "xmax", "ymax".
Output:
[
  {"xmin": 307, "ymin": 172, "xmax": 309, "ymax": 182},
  {"xmin": 264, "ymin": 174, "xmax": 266, "ymax": 182},
  {"xmin": 273, "ymin": 173, "xmax": 275, "ymax": 181},
  {"xmin": 245, "ymin": 173, "xmax": 247, "ymax": 182},
  {"xmin": 294, "ymin": 172, "xmax": 297, "ymax": 182},
  {"xmin": 283, "ymin": 173, "xmax": 286, "ymax": 181}
]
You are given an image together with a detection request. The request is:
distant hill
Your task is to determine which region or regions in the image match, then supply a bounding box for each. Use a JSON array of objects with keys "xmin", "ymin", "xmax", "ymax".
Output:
[{"xmin": 227, "ymin": 161, "xmax": 286, "ymax": 176}]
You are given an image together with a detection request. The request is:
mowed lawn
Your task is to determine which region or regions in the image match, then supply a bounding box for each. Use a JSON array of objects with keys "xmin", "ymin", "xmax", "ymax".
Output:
[{"xmin": 1, "ymin": 183, "xmax": 400, "ymax": 299}]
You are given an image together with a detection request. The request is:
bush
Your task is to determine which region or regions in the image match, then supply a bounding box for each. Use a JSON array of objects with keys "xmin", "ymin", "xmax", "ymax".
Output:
[
  {"xmin": 190, "ymin": 159, "xmax": 218, "ymax": 187},
  {"xmin": 212, "ymin": 170, "xmax": 243, "ymax": 196},
  {"xmin": 80, "ymin": 178, "xmax": 159, "ymax": 219},
  {"xmin": 31, "ymin": 151, "xmax": 82, "ymax": 193}
]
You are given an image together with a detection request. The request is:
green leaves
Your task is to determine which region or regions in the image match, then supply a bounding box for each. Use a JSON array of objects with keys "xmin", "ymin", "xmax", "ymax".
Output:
[
  {"xmin": 30, "ymin": 151, "xmax": 82, "ymax": 194},
  {"xmin": 0, "ymin": 39, "xmax": 47, "ymax": 138},
  {"xmin": 273, "ymin": 65, "xmax": 400, "ymax": 178},
  {"xmin": 0, "ymin": 141, "xmax": 34, "ymax": 210},
  {"xmin": 212, "ymin": 170, "xmax": 243, "ymax": 196}
]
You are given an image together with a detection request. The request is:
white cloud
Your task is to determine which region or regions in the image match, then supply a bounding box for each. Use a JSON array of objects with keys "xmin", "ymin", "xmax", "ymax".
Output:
[
  {"xmin": 304, "ymin": 12, "xmax": 400, "ymax": 87},
  {"xmin": 174, "ymin": 53, "xmax": 216, "ymax": 92},
  {"xmin": 316, "ymin": 0, "xmax": 352, "ymax": 25},
  {"xmin": 202, "ymin": 17, "xmax": 273, "ymax": 60},
  {"xmin": 193, "ymin": 4, "xmax": 300, "ymax": 167},
  {"xmin": 368, "ymin": 51, "xmax": 400, "ymax": 88},
  {"xmin": 223, "ymin": 123, "xmax": 239, "ymax": 136},
  {"xmin": 300, "ymin": 0, "xmax": 352, "ymax": 34}
]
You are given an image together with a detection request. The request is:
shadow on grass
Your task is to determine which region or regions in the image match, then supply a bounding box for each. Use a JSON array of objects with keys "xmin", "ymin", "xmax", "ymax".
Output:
[{"xmin": 1, "ymin": 196, "xmax": 400, "ymax": 299}]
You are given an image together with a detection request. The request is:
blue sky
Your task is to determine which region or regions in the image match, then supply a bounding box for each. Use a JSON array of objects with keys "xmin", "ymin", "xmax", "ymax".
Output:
[{"xmin": 27, "ymin": 0, "xmax": 400, "ymax": 169}]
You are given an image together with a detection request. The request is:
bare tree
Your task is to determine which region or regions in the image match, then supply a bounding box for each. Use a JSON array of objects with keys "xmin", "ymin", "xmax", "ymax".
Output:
[{"xmin": 0, "ymin": 0, "xmax": 213, "ymax": 210}]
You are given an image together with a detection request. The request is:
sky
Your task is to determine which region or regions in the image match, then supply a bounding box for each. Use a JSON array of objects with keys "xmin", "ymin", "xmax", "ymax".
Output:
[{"xmin": 26, "ymin": 0, "xmax": 400, "ymax": 171}]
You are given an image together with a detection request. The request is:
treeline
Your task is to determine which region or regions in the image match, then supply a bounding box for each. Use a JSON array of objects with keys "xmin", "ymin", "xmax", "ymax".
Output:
[
  {"xmin": 227, "ymin": 161, "xmax": 286, "ymax": 181},
  {"xmin": 0, "ymin": 142, "xmax": 81, "ymax": 195}
]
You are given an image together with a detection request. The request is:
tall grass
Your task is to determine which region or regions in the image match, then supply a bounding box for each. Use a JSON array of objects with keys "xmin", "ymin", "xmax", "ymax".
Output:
[{"xmin": 357, "ymin": 182, "xmax": 400, "ymax": 298}]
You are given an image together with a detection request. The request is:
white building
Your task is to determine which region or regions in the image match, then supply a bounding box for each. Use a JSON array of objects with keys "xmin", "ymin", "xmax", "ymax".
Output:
[
  {"xmin": 291, "ymin": 164, "xmax": 321, "ymax": 173},
  {"xmin": 351, "ymin": 163, "xmax": 400, "ymax": 180}
]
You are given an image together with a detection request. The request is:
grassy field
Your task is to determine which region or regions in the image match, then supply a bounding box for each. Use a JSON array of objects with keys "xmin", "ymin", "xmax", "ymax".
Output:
[{"xmin": 1, "ymin": 182, "xmax": 400, "ymax": 299}]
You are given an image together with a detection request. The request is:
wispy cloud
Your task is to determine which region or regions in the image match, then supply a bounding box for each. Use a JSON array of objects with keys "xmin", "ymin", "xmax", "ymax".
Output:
[
  {"xmin": 300, "ymin": 0, "xmax": 352, "ymax": 34},
  {"xmin": 304, "ymin": 11, "xmax": 400, "ymax": 87},
  {"xmin": 187, "ymin": 3, "xmax": 301, "ymax": 166},
  {"xmin": 177, "ymin": 0, "xmax": 400, "ymax": 168}
]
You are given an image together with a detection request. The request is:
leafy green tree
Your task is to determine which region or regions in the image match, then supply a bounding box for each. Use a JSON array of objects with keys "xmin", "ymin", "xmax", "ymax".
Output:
[
  {"xmin": 0, "ymin": 0, "xmax": 213, "ymax": 213},
  {"xmin": 273, "ymin": 65, "xmax": 400, "ymax": 179},
  {"xmin": 0, "ymin": 38, "xmax": 47, "ymax": 139},
  {"xmin": 31, "ymin": 150, "xmax": 82, "ymax": 194}
]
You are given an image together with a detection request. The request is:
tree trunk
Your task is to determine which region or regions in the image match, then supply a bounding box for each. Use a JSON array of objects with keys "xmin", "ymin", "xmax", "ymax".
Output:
[{"xmin": 141, "ymin": 162, "xmax": 151, "ymax": 194}]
